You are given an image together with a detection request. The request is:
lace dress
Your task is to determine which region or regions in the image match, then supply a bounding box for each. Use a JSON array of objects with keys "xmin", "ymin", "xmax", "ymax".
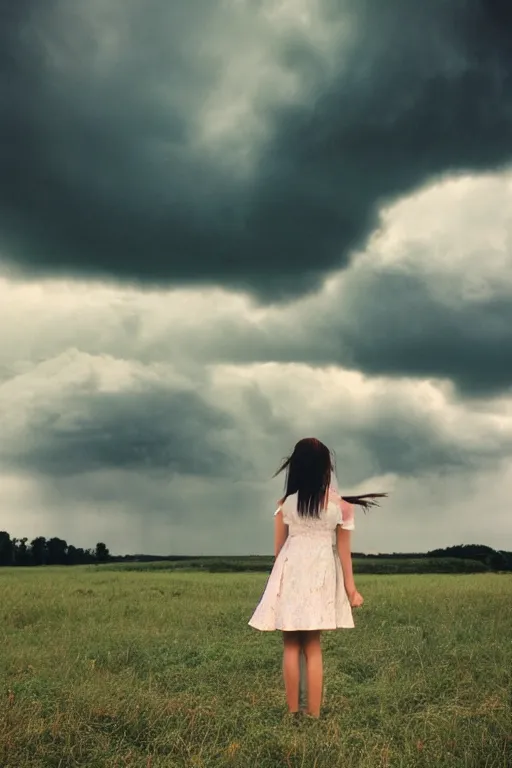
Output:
[{"xmin": 248, "ymin": 487, "xmax": 355, "ymax": 631}]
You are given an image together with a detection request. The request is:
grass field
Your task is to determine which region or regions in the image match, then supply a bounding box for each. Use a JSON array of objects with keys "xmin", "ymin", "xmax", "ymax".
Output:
[
  {"xmin": 102, "ymin": 556, "xmax": 489, "ymax": 575},
  {"xmin": 1, "ymin": 566, "xmax": 511, "ymax": 767}
]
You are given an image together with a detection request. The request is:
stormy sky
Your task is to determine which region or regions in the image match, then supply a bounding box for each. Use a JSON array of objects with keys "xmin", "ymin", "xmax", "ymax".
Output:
[{"xmin": 1, "ymin": 0, "xmax": 512, "ymax": 555}]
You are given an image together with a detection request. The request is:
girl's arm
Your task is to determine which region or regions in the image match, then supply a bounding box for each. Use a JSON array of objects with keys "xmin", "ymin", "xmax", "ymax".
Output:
[{"xmin": 336, "ymin": 527, "xmax": 356, "ymax": 598}]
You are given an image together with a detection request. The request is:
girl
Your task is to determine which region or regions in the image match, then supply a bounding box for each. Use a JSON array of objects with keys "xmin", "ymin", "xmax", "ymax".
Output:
[{"xmin": 248, "ymin": 437, "xmax": 386, "ymax": 719}]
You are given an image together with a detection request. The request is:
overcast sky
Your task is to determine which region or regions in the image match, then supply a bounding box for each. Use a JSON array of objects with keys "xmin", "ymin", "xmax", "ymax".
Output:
[{"xmin": 1, "ymin": 0, "xmax": 512, "ymax": 556}]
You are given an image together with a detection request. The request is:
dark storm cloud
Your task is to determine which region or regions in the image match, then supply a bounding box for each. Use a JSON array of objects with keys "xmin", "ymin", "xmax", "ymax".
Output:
[
  {"xmin": 7, "ymin": 367, "xmax": 511, "ymax": 492},
  {"xmin": 150, "ymin": 267, "xmax": 512, "ymax": 397},
  {"xmin": 342, "ymin": 409, "xmax": 510, "ymax": 480},
  {"xmin": 316, "ymin": 377, "xmax": 512, "ymax": 486},
  {"xmin": 1, "ymin": 0, "xmax": 512, "ymax": 300},
  {"xmin": 337, "ymin": 270, "xmax": 512, "ymax": 397},
  {"xmin": 3, "ymin": 386, "xmax": 239, "ymax": 477}
]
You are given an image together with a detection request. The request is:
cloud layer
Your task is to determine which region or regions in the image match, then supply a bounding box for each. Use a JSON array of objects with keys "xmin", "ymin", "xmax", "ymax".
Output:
[
  {"xmin": 1, "ymin": 0, "xmax": 512, "ymax": 300},
  {"xmin": 4, "ymin": 172, "xmax": 511, "ymax": 396},
  {"xmin": 2, "ymin": 171, "xmax": 512, "ymax": 553}
]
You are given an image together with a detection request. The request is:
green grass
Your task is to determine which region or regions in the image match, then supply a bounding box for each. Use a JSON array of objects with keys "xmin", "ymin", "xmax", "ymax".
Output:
[
  {"xmin": 99, "ymin": 556, "xmax": 489, "ymax": 574},
  {"xmin": 1, "ymin": 567, "xmax": 511, "ymax": 767}
]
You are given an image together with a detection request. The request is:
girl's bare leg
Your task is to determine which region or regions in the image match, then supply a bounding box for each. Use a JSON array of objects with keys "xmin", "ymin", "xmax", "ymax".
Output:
[
  {"xmin": 282, "ymin": 631, "xmax": 301, "ymax": 713},
  {"xmin": 302, "ymin": 630, "xmax": 322, "ymax": 717}
]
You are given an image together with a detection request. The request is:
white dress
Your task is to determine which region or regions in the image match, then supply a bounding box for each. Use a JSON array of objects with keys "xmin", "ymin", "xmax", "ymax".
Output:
[{"xmin": 248, "ymin": 486, "xmax": 355, "ymax": 631}]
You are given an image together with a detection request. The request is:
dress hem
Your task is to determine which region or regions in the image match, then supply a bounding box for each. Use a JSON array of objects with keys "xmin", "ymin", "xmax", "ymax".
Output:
[{"xmin": 248, "ymin": 622, "xmax": 355, "ymax": 631}]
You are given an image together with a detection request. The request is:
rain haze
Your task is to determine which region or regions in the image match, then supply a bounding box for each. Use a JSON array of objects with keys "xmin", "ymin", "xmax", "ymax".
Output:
[{"xmin": 1, "ymin": 0, "xmax": 512, "ymax": 556}]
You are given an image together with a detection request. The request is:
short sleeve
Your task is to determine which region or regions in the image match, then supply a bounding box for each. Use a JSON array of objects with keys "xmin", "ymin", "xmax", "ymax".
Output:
[
  {"xmin": 329, "ymin": 487, "xmax": 355, "ymax": 530},
  {"xmin": 274, "ymin": 497, "xmax": 285, "ymax": 518},
  {"xmin": 274, "ymin": 496, "xmax": 290, "ymax": 523},
  {"xmin": 339, "ymin": 499, "xmax": 355, "ymax": 530}
]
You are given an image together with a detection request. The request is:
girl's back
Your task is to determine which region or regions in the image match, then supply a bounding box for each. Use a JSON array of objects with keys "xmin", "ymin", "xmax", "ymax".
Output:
[{"xmin": 278, "ymin": 486, "xmax": 354, "ymax": 538}]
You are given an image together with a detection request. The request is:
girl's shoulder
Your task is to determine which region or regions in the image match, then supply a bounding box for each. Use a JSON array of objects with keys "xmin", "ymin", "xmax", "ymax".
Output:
[{"xmin": 274, "ymin": 492, "xmax": 297, "ymax": 516}]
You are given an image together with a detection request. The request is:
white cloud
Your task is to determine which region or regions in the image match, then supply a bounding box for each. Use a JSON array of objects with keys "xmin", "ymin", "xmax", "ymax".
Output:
[{"xmin": 364, "ymin": 169, "xmax": 512, "ymax": 300}]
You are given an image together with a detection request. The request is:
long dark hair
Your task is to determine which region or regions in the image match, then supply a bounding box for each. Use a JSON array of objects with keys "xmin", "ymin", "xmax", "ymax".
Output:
[{"xmin": 273, "ymin": 437, "xmax": 387, "ymax": 518}]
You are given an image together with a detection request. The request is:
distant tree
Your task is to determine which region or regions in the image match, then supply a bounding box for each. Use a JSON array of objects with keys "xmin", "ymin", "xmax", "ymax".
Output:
[
  {"xmin": 30, "ymin": 536, "xmax": 47, "ymax": 566},
  {"xmin": 66, "ymin": 544, "xmax": 79, "ymax": 565},
  {"xmin": 428, "ymin": 544, "xmax": 496, "ymax": 562},
  {"xmin": 0, "ymin": 531, "xmax": 14, "ymax": 566},
  {"xmin": 95, "ymin": 542, "xmax": 110, "ymax": 563},
  {"xmin": 85, "ymin": 548, "xmax": 96, "ymax": 562},
  {"xmin": 16, "ymin": 537, "xmax": 29, "ymax": 566},
  {"xmin": 488, "ymin": 550, "xmax": 510, "ymax": 571},
  {"xmin": 77, "ymin": 547, "xmax": 87, "ymax": 564},
  {"xmin": 46, "ymin": 537, "xmax": 68, "ymax": 565}
]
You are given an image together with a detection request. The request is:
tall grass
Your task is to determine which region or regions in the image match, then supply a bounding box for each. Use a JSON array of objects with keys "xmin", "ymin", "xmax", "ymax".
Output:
[{"xmin": 1, "ymin": 566, "xmax": 511, "ymax": 767}]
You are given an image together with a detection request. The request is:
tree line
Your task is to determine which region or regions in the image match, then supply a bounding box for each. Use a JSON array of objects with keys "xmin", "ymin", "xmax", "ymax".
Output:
[
  {"xmin": 1, "ymin": 530, "xmax": 511, "ymax": 570},
  {"xmin": 0, "ymin": 531, "xmax": 110, "ymax": 566},
  {"xmin": 354, "ymin": 544, "xmax": 512, "ymax": 571}
]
